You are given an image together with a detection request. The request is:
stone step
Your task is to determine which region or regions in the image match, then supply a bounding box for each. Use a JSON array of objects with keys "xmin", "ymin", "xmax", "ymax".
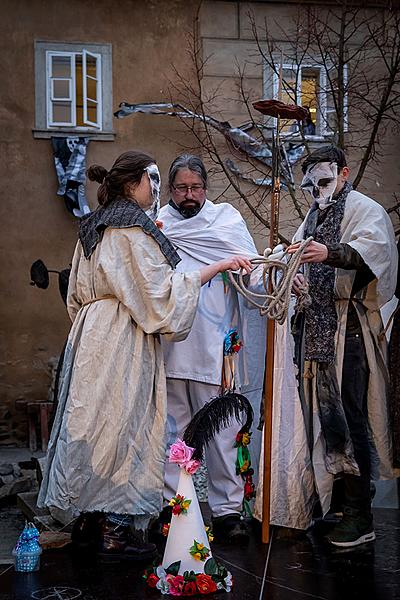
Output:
[
  {"xmin": 17, "ymin": 491, "xmax": 74, "ymax": 532},
  {"xmin": 17, "ymin": 491, "xmax": 49, "ymax": 522},
  {"xmin": 0, "ymin": 474, "xmax": 34, "ymax": 501}
]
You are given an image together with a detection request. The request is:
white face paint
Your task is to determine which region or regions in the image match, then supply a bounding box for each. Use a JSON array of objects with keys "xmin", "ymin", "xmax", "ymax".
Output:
[
  {"xmin": 301, "ymin": 162, "xmax": 338, "ymax": 209},
  {"xmin": 144, "ymin": 164, "xmax": 161, "ymax": 221}
]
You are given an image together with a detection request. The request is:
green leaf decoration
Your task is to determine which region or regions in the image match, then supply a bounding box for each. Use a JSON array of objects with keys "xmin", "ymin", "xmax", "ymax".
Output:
[
  {"xmin": 165, "ymin": 560, "xmax": 181, "ymax": 575},
  {"xmin": 204, "ymin": 557, "xmax": 218, "ymax": 575},
  {"xmin": 189, "ymin": 539, "xmax": 210, "ymax": 561},
  {"xmin": 211, "ymin": 574, "xmax": 225, "ymax": 585},
  {"xmin": 243, "ymin": 498, "xmax": 253, "ymax": 517},
  {"xmin": 217, "ymin": 564, "xmax": 228, "ymax": 578}
]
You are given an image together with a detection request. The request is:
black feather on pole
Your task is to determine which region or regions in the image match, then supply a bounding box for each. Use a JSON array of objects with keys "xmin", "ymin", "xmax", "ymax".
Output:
[{"xmin": 183, "ymin": 392, "xmax": 253, "ymax": 461}]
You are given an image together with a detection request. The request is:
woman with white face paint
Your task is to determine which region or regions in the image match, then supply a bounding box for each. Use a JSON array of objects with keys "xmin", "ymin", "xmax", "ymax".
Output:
[{"xmin": 37, "ymin": 150, "xmax": 251, "ymax": 562}]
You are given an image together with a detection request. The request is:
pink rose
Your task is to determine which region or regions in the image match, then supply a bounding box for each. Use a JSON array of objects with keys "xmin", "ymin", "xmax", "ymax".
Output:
[
  {"xmin": 167, "ymin": 574, "xmax": 185, "ymax": 596},
  {"xmin": 169, "ymin": 439, "xmax": 194, "ymax": 466},
  {"xmin": 185, "ymin": 459, "xmax": 201, "ymax": 475}
]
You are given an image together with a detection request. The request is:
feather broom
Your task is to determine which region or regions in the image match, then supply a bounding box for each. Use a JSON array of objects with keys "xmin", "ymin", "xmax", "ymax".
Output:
[{"xmin": 183, "ymin": 392, "xmax": 253, "ymax": 461}]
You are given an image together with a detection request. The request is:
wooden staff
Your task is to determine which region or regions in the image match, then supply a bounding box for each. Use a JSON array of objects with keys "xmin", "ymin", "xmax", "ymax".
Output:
[
  {"xmin": 262, "ymin": 106, "xmax": 281, "ymax": 545},
  {"xmin": 253, "ymin": 86, "xmax": 309, "ymax": 544}
]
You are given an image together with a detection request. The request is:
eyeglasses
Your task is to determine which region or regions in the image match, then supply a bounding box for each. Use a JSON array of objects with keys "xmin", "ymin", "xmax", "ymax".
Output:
[{"xmin": 171, "ymin": 184, "xmax": 205, "ymax": 196}]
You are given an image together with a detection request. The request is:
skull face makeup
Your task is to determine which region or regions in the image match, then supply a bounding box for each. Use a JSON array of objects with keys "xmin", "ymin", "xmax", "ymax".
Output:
[
  {"xmin": 301, "ymin": 162, "xmax": 338, "ymax": 209},
  {"xmin": 145, "ymin": 164, "xmax": 161, "ymax": 221}
]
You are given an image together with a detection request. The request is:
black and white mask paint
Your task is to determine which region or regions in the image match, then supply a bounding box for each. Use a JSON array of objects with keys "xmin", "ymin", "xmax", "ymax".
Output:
[
  {"xmin": 301, "ymin": 162, "xmax": 338, "ymax": 209},
  {"xmin": 145, "ymin": 164, "xmax": 161, "ymax": 221}
]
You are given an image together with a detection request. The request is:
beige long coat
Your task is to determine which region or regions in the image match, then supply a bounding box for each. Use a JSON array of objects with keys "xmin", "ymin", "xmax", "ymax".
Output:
[
  {"xmin": 38, "ymin": 227, "xmax": 200, "ymax": 522},
  {"xmin": 255, "ymin": 190, "xmax": 398, "ymax": 529}
]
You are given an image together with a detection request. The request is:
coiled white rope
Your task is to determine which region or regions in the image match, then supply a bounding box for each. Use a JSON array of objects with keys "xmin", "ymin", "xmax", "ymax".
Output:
[{"xmin": 228, "ymin": 236, "xmax": 313, "ymax": 324}]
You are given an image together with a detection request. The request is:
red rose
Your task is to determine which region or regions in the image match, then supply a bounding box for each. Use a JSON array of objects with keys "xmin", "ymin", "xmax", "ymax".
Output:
[
  {"xmin": 183, "ymin": 581, "xmax": 197, "ymax": 596},
  {"xmin": 196, "ymin": 574, "xmax": 217, "ymax": 594},
  {"xmin": 235, "ymin": 432, "xmax": 242, "ymax": 444},
  {"xmin": 172, "ymin": 504, "xmax": 182, "ymax": 515},
  {"xmin": 244, "ymin": 478, "xmax": 255, "ymax": 500},
  {"xmin": 146, "ymin": 573, "xmax": 159, "ymax": 588}
]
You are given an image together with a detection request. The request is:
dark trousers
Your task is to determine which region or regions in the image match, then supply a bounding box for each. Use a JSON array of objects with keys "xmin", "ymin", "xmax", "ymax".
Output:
[{"xmin": 341, "ymin": 330, "xmax": 371, "ymax": 512}]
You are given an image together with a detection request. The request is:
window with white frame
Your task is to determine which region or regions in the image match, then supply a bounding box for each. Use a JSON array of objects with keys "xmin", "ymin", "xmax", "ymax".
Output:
[
  {"xmin": 34, "ymin": 41, "xmax": 113, "ymax": 139},
  {"xmin": 268, "ymin": 62, "xmax": 348, "ymax": 138}
]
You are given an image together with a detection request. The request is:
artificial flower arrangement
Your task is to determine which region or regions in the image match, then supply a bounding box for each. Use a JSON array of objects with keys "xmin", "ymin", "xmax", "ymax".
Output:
[
  {"xmin": 189, "ymin": 539, "xmax": 210, "ymax": 561},
  {"xmin": 235, "ymin": 430, "xmax": 256, "ymax": 510},
  {"xmin": 145, "ymin": 439, "xmax": 233, "ymax": 595},
  {"xmin": 143, "ymin": 557, "xmax": 233, "ymax": 595},
  {"xmin": 224, "ymin": 328, "xmax": 243, "ymax": 355},
  {"xmin": 221, "ymin": 328, "xmax": 243, "ymax": 393},
  {"xmin": 169, "ymin": 495, "xmax": 192, "ymax": 516}
]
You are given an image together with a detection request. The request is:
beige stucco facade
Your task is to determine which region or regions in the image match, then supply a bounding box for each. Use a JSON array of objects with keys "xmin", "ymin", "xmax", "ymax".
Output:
[{"xmin": 0, "ymin": 0, "xmax": 201, "ymax": 446}]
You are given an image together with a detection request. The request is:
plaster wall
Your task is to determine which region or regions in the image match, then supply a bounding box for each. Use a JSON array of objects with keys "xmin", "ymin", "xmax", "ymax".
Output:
[{"xmin": 0, "ymin": 0, "xmax": 200, "ymax": 446}]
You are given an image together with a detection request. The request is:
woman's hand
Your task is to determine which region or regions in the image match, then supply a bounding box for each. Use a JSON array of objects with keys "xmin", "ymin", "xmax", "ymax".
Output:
[
  {"xmin": 216, "ymin": 255, "xmax": 252, "ymax": 274},
  {"xmin": 287, "ymin": 241, "xmax": 328, "ymax": 264},
  {"xmin": 199, "ymin": 255, "xmax": 252, "ymax": 286}
]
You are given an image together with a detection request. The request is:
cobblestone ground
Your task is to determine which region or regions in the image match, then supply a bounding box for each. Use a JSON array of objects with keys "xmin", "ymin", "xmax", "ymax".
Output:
[{"xmin": 0, "ymin": 500, "xmax": 25, "ymax": 565}]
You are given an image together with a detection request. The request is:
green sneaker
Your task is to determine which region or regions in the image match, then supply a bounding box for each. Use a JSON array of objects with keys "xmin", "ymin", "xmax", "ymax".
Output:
[{"xmin": 326, "ymin": 506, "xmax": 375, "ymax": 548}]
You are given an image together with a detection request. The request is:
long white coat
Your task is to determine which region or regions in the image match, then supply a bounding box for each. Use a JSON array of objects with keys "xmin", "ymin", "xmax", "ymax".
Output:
[{"xmin": 38, "ymin": 227, "xmax": 200, "ymax": 521}]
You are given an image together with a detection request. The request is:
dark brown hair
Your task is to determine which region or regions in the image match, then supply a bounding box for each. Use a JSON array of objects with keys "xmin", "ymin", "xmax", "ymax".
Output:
[
  {"xmin": 302, "ymin": 145, "xmax": 347, "ymax": 174},
  {"xmin": 87, "ymin": 150, "xmax": 156, "ymax": 206}
]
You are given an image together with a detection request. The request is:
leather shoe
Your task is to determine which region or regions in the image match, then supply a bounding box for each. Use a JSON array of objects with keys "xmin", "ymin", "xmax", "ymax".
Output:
[
  {"xmin": 98, "ymin": 518, "xmax": 158, "ymax": 563},
  {"xmin": 212, "ymin": 513, "xmax": 250, "ymax": 543},
  {"xmin": 71, "ymin": 512, "xmax": 105, "ymax": 550}
]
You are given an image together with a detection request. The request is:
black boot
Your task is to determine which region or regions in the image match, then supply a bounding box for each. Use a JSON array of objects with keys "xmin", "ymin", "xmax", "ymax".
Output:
[
  {"xmin": 98, "ymin": 518, "xmax": 158, "ymax": 563},
  {"xmin": 71, "ymin": 512, "xmax": 106, "ymax": 550},
  {"xmin": 326, "ymin": 473, "xmax": 374, "ymax": 547},
  {"xmin": 326, "ymin": 505, "xmax": 375, "ymax": 547},
  {"xmin": 212, "ymin": 513, "xmax": 250, "ymax": 543}
]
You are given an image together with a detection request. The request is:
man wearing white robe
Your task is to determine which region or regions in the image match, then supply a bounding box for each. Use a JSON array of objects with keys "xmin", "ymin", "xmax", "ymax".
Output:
[
  {"xmin": 257, "ymin": 145, "xmax": 398, "ymax": 547},
  {"xmin": 159, "ymin": 154, "xmax": 265, "ymax": 541}
]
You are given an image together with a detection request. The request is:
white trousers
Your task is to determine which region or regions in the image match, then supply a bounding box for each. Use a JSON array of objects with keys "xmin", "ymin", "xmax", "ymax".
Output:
[{"xmin": 164, "ymin": 378, "xmax": 245, "ymax": 518}]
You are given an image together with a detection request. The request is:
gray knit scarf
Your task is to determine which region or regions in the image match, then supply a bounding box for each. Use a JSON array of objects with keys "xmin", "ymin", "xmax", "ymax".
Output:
[
  {"xmin": 79, "ymin": 197, "xmax": 181, "ymax": 268},
  {"xmin": 303, "ymin": 182, "xmax": 352, "ymax": 363}
]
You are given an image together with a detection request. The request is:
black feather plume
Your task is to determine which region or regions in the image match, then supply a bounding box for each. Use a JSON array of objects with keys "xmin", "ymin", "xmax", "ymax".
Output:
[{"xmin": 183, "ymin": 392, "xmax": 254, "ymax": 461}]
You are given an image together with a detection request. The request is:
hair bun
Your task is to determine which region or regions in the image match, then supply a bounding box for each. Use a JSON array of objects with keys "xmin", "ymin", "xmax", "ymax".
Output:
[{"xmin": 87, "ymin": 164, "xmax": 108, "ymax": 184}]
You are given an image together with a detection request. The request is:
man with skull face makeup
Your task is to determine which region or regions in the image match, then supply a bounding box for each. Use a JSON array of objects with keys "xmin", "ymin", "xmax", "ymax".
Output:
[
  {"xmin": 285, "ymin": 145, "xmax": 398, "ymax": 547},
  {"xmin": 158, "ymin": 154, "xmax": 266, "ymax": 542}
]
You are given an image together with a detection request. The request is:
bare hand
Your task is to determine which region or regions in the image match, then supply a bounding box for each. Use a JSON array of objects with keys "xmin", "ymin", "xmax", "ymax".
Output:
[
  {"xmin": 292, "ymin": 273, "xmax": 306, "ymax": 296},
  {"xmin": 218, "ymin": 255, "xmax": 252, "ymax": 275},
  {"xmin": 287, "ymin": 241, "xmax": 328, "ymax": 264},
  {"xmin": 200, "ymin": 255, "xmax": 252, "ymax": 286}
]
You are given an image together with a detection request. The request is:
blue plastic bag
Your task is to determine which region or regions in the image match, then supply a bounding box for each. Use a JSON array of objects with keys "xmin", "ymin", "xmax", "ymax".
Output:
[{"xmin": 13, "ymin": 522, "xmax": 42, "ymax": 572}]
